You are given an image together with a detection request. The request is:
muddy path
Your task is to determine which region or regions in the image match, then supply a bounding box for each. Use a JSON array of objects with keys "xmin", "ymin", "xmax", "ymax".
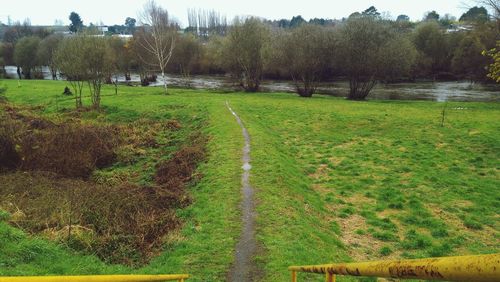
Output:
[{"xmin": 226, "ymin": 101, "xmax": 258, "ymax": 282}]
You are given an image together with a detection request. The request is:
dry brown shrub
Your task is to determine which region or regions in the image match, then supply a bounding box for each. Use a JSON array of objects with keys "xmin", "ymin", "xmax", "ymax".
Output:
[
  {"xmin": 19, "ymin": 123, "xmax": 120, "ymax": 178},
  {"xmin": 0, "ymin": 171, "xmax": 191, "ymax": 266},
  {"xmin": 155, "ymin": 142, "xmax": 206, "ymax": 185},
  {"xmin": 0, "ymin": 104, "xmax": 120, "ymax": 178},
  {"xmin": 0, "ymin": 104, "xmax": 207, "ymax": 266}
]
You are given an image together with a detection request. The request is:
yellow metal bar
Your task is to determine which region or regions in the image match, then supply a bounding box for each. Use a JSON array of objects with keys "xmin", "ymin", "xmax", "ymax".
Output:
[
  {"xmin": 325, "ymin": 272, "xmax": 335, "ymax": 282},
  {"xmin": 289, "ymin": 253, "xmax": 499, "ymax": 281},
  {"xmin": 291, "ymin": 270, "xmax": 297, "ymax": 282},
  {"xmin": 0, "ymin": 274, "xmax": 189, "ymax": 282}
]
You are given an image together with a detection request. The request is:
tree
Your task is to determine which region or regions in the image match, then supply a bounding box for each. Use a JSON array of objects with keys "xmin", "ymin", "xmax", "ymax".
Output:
[
  {"xmin": 483, "ymin": 41, "xmax": 500, "ymax": 82},
  {"xmin": 412, "ymin": 22, "xmax": 449, "ymax": 77},
  {"xmin": 289, "ymin": 15, "xmax": 306, "ymax": 28},
  {"xmin": 477, "ymin": 0, "xmax": 499, "ymax": 21},
  {"xmin": 274, "ymin": 24, "xmax": 333, "ymax": 97},
  {"xmin": 362, "ymin": 6, "xmax": 381, "ymax": 17},
  {"xmin": 452, "ymin": 35, "xmax": 489, "ymax": 81},
  {"xmin": 186, "ymin": 8, "xmax": 228, "ymax": 38},
  {"xmin": 37, "ymin": 33, "xmax": 63, "ymax": 80},
  {"xmin": 171, "ymin": 34, "xmax": 202, "ymax": 78},
  {"xmin": 222, "ymin": 17, "xmax": 269, "ymax": 92},
  {"xmin": 439, "ymin": 14, "xmax": 456, "ymax": 27},
  {"xmin": 112, "ymin": 37, "xmax": 134, "ymax": 79},
  {"xmin": 69, "ymin": 12, "xmax": 83, "ymax": 33},
  {"xmin": 338, "ymin": 16, "xmax": 415, "ymax": 100},
  {"xmin": 460, "ymin": 6, "xmax": 490, "ymax": 23},
  {"xmin": 14, "ymin": 36, "xmax": 40, "ymax": 79},
  {"xmin": 1, "ymin": 43, "xmax": 14, "ymax": 66},
  {"xmin": 396, "ymin": 15, "xmax": 410, "ymax": 22},
  {"xmin": 138, "ymin": 0, "xmax": 177, "ymax": 94},
  {"xmin": 0, "ymin": 43, "xmax": 5, "ymax": 77},
  {"xmin": 2, "ymin": 19, "xmax": 34, "ymax": 44},
  {"xmin": 54, "ymin": 36, "xmax": 87, "ymax": 108},
  {"xmin": 55, "ymin": 34, "xmax": 114, "ymax": 109},
  {"xmin": 83, "ymin": 35, "xmax": 115, "ymax": 108},
  {"xmin": 125, "ymin": 17, "xmax": 136, "ymax": 34},
  {"xmin": 424, "ymin": 11, "xmax": 440, "ymax": 21}
]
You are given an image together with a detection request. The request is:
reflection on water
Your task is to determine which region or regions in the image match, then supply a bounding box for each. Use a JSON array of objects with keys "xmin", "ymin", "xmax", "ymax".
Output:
[{"xmin": 4, "ymin": 66, "xmax": 499, "ymax": 102}]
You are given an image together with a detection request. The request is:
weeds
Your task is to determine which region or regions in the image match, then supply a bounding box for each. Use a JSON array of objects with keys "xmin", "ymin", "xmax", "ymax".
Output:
[{"xmin": 0, "ymin": 102, "xmax": 207, "ymax": 266}]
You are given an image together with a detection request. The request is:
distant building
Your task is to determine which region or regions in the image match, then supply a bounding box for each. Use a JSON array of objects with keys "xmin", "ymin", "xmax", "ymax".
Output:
[
  {"xmin": 446, "ymin": 24, "xmax": 473, "ymax": 33},
  {"xmin": 97, "ymin": 26, "xmax": 108, "ymax": 35}
]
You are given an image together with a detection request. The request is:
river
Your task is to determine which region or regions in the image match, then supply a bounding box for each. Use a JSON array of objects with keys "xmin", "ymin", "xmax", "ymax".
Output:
[{"xmin": 4, "ymin": 66, "xmax": 499, "ymax": 102}]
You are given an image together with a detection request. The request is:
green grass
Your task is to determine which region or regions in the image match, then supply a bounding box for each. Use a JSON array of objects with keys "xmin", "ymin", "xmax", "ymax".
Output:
[{"xmin": 1, "ymin": 79, "xmax": 499, "ymax": 281}]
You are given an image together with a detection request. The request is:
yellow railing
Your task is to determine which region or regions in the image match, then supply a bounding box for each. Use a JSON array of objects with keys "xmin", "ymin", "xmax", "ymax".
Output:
[
  {"xmin": 289, "ymin": 253, "xmax": 499, "ymax": 282},
  {"xmin": 0, "ymin": 274, "xmax": 189, "ymax": 282}
]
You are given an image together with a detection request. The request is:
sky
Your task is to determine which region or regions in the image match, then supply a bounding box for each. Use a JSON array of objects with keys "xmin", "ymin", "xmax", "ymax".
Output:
[{"xmin": 0, "ymin": 0, "xmax": 474, "ymax": 27}]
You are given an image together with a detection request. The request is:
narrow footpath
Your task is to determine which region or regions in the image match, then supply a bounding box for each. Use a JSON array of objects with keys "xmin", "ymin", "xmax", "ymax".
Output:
[{"xmin": 226, "ymin": 101, "xmax": 258, "ymax": 282}]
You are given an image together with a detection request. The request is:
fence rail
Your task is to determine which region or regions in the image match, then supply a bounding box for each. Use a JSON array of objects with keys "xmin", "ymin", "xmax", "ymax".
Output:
[
  {"xmin": 289, "ymin": 253, "xmax": 499, "ymax": 282},
  {"xmin": 0, "ymin": 274, "xmax": 189, "ymax": 282}
]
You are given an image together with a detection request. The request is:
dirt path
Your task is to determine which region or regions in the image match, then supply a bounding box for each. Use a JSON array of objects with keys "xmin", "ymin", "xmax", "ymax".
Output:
[{"xmin": 226, "ymin": 101, "xmax": 258, "ymax": 282}]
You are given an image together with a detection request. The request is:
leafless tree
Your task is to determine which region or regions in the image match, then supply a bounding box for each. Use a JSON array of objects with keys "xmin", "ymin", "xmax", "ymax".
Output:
[
  {"xmin": 273, "ymin": 24, "xmax": 334, "ymax": 97},
  {"xmin": 222, "ymin": 17, "xmax": 269, "ymax": 92},
  {"xmin": 138, "ymin": 0, "xmax": 177, "ymax": 94},
  {"xmin": 55, "ymin": 34, "xmax": 114, "ymax": 109},
  {"xmin": 187, "ymin": 8, "xmax": 227, "ymax": 38},
  {"xmin": 54, "ymin": 36, "xmax": 86, "ymax": 108},
  {"xmin": 339, "ymin": 16, "xmax": 416, "ymax": 100}
]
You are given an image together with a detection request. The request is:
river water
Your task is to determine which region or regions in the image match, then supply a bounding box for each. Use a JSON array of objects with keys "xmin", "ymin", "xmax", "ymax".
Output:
[{"xmin": 4, "ymin": 66, "xmax": 499, "ymax": 102}]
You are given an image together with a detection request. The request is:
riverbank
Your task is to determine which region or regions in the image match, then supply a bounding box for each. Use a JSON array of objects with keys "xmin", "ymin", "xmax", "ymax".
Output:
[{"xmin": 3, "ymin": 66, "xmax": 500, "ymax": 102}]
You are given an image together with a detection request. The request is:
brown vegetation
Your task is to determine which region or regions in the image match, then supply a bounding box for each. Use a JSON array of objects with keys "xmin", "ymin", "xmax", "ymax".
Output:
[
  {"xmin": 0, "ymin": 104, "xmax": 207, "ymax": 266},
  {"xmin": 0, "ymin": 105, "xmax": 119, "ymax": 177}
]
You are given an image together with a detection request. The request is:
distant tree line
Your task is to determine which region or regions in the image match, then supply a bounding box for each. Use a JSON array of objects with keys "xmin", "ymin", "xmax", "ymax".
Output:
[{"xmin": 0, "ymin": 1, "xmax": 499, "ymax": 101}]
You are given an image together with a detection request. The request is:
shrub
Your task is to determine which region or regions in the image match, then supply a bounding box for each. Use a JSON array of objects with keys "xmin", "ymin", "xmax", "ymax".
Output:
[
  {"xmin": 20, "ymin": 123, "xmax": 120, "ymax": 178},
  {"xmin": 0, "ymin": 133, "xmax": 20, "ymax": 170}
]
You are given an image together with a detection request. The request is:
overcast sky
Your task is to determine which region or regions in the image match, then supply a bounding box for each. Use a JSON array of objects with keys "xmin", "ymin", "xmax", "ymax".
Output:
[{"xmin": 0, "ymin": 0, "xmax": 473, "ymax": 27}]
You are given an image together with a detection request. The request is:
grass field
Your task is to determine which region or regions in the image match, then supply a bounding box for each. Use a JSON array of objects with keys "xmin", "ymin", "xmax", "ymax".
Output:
[{"xmin": 0, "ymin": 79, "xmax": 498, "ymax": 281}]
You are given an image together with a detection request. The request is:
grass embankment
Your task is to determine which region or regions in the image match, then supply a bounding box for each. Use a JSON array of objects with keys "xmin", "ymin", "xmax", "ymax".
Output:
[
  {"xmin": 0, "ymin": 79, "xmax": 499, "ymax": 281},
  {"xmin": 228, "ymin": 94, "xmax": 499, "ymax": 281}
]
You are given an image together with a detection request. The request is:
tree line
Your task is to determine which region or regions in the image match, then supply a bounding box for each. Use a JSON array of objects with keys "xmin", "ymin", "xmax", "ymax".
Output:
[{"xmin": 0, "ymin": 0, "xmax": 498, "ymax": 103}]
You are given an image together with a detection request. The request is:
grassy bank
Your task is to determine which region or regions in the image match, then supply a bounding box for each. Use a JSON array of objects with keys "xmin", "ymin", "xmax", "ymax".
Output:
[{"xmin": 0, "ymin": 79, "xmax": 498, "ymax": 281}]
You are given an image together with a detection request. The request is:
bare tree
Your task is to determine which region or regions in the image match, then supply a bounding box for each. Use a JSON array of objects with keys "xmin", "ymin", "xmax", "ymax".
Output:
[
  {"xmin": 37, "ymin": 33, "xmax": 63, "ymax": 80},
  {"xmin": 55, "ymin": 34, "xmax": 115, "ymax": 109},
  {"xmin": 339, "ymin": 16, "xmax": 416, "ymax": 100},
  {"xmin": 138, "ymin": 0, "xmax": 177, "ymax": 94},
  {"xmin": 54, "ymin": 36, "xmax": 86, "ymax": 108},
  {"xmin": 187, "ymin": 8, "xmax": 227, "ymax": 38},
  {"xmin": 273, "ymin": 24, "xmax": 334, "ymax": 97},
  {"xmin": 222, "ymin": 17, "xmax": 269, "ymax": 92}
]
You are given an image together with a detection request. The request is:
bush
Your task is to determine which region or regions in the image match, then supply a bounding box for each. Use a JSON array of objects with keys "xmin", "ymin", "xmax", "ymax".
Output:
[
  {"xmin": 0, "ymin": 133, "xmax": 21, "ymax": 170},
  {"xmin": 20, "ymin": 123, "xmax": 120, "ymax": 178}
]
